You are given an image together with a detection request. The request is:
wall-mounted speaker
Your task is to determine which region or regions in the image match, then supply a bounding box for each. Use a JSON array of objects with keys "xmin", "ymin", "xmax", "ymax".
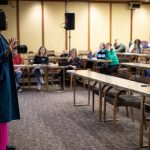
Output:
[
  {"xmin": 0, "ymin": 0, "xmax": 8, "ymax": 5},
  {"xmin": 129, "ymin": 2, "xmax": 141, "ymax": 9},
  {"xmin": 65, "ymin": 13, "xmax": 75, "ymax": 30}
]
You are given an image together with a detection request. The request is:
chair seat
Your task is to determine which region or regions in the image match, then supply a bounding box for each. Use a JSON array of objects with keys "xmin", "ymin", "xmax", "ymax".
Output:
[
  {"xmin": 105, "ymin": 95, "xmax": 141, "ymax": 108},
  {"xmin": 107, "ymin": 88, "xmax": 123, "ymax": 98},
  {"xmin": 118, "ymin": 95, "xmax": 141, "ymax": 108}
]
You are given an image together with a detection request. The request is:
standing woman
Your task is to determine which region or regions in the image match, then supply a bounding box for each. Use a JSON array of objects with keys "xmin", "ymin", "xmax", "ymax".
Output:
[{"xmin": 0, "ymin": 9, "xmax": 20, "ymax": 150}]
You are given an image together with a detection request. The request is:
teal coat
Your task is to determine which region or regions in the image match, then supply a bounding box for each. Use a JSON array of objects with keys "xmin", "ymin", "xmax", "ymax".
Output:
[{"xmin": 0, "ymin": 34, "xmax": 20, "ymax": 123}]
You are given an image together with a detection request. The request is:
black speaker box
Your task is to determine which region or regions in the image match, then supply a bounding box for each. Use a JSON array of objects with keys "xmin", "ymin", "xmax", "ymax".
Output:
[
  {"xmin": 132, "ymin": 3, "xmax": 141, "ymax": 9},
  {"xmin": 0, "ymin": 0, "xmax": 8, "ymax": 5},
  {"xmin": 65, "ymin": 13, "xmax": 75, "ymax": 30},
  {"xmin": 17, "ymin": 45, "xmax": 28, "ymax": 54}
]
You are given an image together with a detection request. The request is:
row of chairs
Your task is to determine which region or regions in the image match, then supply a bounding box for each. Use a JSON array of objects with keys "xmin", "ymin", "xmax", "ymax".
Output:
[{"xmin": 91, "ymin": 71, "xmax": 150, "ymax": 147}]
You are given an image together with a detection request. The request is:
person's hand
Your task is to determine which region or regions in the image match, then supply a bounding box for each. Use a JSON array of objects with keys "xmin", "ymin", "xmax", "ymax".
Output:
[
  {"xmin": 8, "ymin": 37, "xmax": 17, "ymax": 52},
  {"xmin": 68, "ymin": 56, "xmax": 72, "ymax": 62}
]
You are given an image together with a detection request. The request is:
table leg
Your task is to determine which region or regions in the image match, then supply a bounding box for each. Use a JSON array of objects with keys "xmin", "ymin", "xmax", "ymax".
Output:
[
  {"xmin": 63, "ymin": 68, "xmax": 65, "ymax": 90},
  {"xmin": 44, "ymin": 67, "xmax": 49, "ymax": 91},
  {"xmin": 88, "ymin": 79, "xmax": 90, "ymax": 105},
  {"xmin": 139, "ymin": 95, "xmax": 145, "ymax": 147},
  {"xmin": 74, "ymin": 76, "xmax": 91, "ymax": 106},
  {"xmin": 73, "ymin": 75, "xmax": 76, "ymax": 106},
  {"xmin": 28, "ymin": 67, "xmax": 31, "ymax": 88},
  {"xmin": 99, "ymin": 83, "xmax": 102, "ymax": 121}
]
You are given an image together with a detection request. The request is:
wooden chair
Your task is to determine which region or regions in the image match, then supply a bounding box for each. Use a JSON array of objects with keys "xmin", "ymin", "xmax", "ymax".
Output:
[
  {"xmin": 47, "ymin": 50, "xmax": 55, "ymax": 57},
  {"xmin": 103, "ymin": 88, "xmax": 141, "ymax": 131},
  {"xmin": 92, "ymin": 83, "xmax": 110, "ymax": 112},
  {"xmin": 144, "ymin": 100, "xmax": 150, "ymax": 149}
]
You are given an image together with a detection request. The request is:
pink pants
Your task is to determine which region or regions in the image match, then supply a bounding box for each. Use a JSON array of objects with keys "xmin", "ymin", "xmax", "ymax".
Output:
[{"xmin": 0, "ymin": 123, "xmax": 8, "ymax": 150}]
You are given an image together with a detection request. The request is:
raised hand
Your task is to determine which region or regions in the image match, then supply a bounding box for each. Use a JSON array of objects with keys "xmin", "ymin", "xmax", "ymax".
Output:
[{"xmin": 8, "ymin": 37, "xmax": 18, "ymax": 52}]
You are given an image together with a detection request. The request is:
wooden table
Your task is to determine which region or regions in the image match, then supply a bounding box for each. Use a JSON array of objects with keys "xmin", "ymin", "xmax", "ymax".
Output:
[
  {"xmin": 117, "ymin": 53, "xmax": 150, "ymax": 63},
  {"xmin": 120, "ymin": 63, "xmax": 150, "ymax": 81},
  {"xmin": 120, "ymin": 62, "xmax": 150, "ymax": 69},
  {"xmin": 81, "ymin": 57, "xmax": 111, "ymax": 63},
  {"xmin": 71, "ymin": 70, "xmax": 150, "ymax": 148},
  {"xmin": 14, "ymin": 64, "xmax": 68, "ymax": 90}
]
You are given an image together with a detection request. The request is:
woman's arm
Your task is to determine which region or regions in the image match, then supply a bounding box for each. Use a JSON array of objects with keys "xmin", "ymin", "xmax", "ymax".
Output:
[{"xmin": 129, "ymin": 44, "xmax": 134, "ymax": 53}]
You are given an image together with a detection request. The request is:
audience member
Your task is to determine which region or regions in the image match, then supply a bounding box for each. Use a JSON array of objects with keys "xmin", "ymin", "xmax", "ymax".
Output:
[
  {"xmin": 129, "ymin": 39, "xmax": 143, "ymax": 54},
  {"xmin": 12, "ymin": 48, "xmax": 24, "ymax": 92},
  {"xmin": 114, "ymin": 39, "xmax": 126, "ymax": 53},
  {"xmin": 33, "ymin": 46, "xmax": 48, "ymax": 90},
  {"xmin": 100, "ymin": 42, "xmax": 119, "ymax": 75}
]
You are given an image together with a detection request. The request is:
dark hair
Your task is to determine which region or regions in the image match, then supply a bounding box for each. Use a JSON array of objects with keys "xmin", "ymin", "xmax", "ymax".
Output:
[
  {"xmin": 0, "ymin": 9, "xmax": 7, "ymax": 31},
  {"xmin": 134, "ymin": 39, "xmax": 141, "ymax": 46},
  {"xmin": 38, "ymin": 46, "xmax": 47, "ymax": 56}
]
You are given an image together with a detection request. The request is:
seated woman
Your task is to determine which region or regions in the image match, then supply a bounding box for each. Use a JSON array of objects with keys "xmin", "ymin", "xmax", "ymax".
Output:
[
  {"xmin": 86, "ymin": 43, "xmax": 106, "ymax": 69},
  {"xmin": 100, "ymin": 42, "xmax": 119, "ymax": 75},
  {"xmin": 68, "ymin": 48, "xmax": 82, "ymax": 69},
  {"xmin": 58, "ymin": 48, "xmax": 82, "ymax": 90},
  {"xmin": 33, "ymin": 46, "xmax": 48, "ymax": 90},
  {"xmin": 129, "ymin": 39, "xmax": 143, "ymax": 54}
]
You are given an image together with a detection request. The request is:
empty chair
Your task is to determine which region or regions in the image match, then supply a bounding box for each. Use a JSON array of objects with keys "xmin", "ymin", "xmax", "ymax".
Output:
[
  {"xmin": 104, "ymin": 88, "xmax": 141, "ymax": 131},
  {"xmin": 144, "ymin": 100, "xmax": 150, "ymax": 149}
]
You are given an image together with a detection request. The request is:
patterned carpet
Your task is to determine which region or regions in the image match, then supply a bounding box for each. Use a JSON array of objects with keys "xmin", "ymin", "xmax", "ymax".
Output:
[{"xmin": 8, "ymin": 87, "xmax": 149, "ymax": 150}]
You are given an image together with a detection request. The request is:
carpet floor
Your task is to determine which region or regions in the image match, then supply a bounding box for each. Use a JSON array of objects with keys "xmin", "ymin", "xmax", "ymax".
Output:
[{"xmin": 9, "ymin": 87, "xmax": 149, "ymax": 150}]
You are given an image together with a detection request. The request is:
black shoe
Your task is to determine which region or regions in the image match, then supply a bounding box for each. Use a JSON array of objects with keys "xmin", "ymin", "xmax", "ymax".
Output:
[{"xmin": 6, "ymin": 145, "xmax": 16, "ymax": 150}]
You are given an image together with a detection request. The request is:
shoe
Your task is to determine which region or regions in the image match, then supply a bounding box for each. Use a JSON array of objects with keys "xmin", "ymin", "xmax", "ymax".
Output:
[
  {"xmin": 17, "ymin": 86, "xmax": 22, "ymax": 92},
  {"xmin": 6, "ymin": 145, "xmax": 16, "ymax": 150},
  {"xmin": 39, "ymin": 77, "xmax": 45, "ymax": 85},
  {"xmin": 37, "ymin": 84, "xmax": 41, "ymax": 90}
]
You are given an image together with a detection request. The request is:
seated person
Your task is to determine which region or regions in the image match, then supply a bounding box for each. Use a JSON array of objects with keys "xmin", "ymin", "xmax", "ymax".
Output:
[
  {"xmin": 67, "ymin": 48, "xmax": 83, "ymax": 69},
  {"xmin": 97, "ymin": 42, "xmax": 106, "ymax": 57},
  {"xmin": 129, "ymin": 39, "xmax": 143, "ymax": 54},
  {"xmin": 85, "ymin": 51, "xmax": 93, "ymax": 69},
  {"xmin": 93, "ymin": 43, "xmax": 105, "ymax": 57},
  {"xmin": 100, "ymin": 42, "xmax": 119, "ymax": 75},
  {"xmin": 114, "ymin": 39, "xmax": 126, "ymax": 53},
  {"xmin": 57, "ymin": 48, "xmax": 82, "ymax": 90},
  {"xmin": 87, "ymin": 51, "xmax": 93, "ymax": 59},
  {"xmin": 86, "ymin": 43, "xmax": 106, "ymax": 70},
  {"xmin": 33, "ymin": 46, "xmax": 48, "ymax": 90},
  {"xmin": 12, "ymin": 48, "xmax": 24, "ymax": 92}
]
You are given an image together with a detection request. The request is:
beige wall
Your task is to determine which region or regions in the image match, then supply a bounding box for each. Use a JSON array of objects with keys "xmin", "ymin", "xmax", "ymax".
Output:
[
  {"xmin": 90, "ymin": 3, "xmax": 110, "ymax": 51},
  {"xmin": 112, "ymin": 3, "xmax": 130, "ymax": 46},
  {"xmin": 1, "ymin": 2, "xmax": 150, "ymax": 53},
  {"xmin": 44, "ymin": 2, "xmax": 65, "ymax": 53},
  {"xmin": 19, "ymin": 1, "xmax": 42, "ymax": 53},
  {"xmin": 0, "ymin": 1, "xmax": 17, "ymax": 40},
  {"xmin": 67, "ymin": 2, "xmax": 88, "ymax": 51},
  {"xmin": 133, "ymin": 4, "xmax": 150, "ymax": 42}
]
